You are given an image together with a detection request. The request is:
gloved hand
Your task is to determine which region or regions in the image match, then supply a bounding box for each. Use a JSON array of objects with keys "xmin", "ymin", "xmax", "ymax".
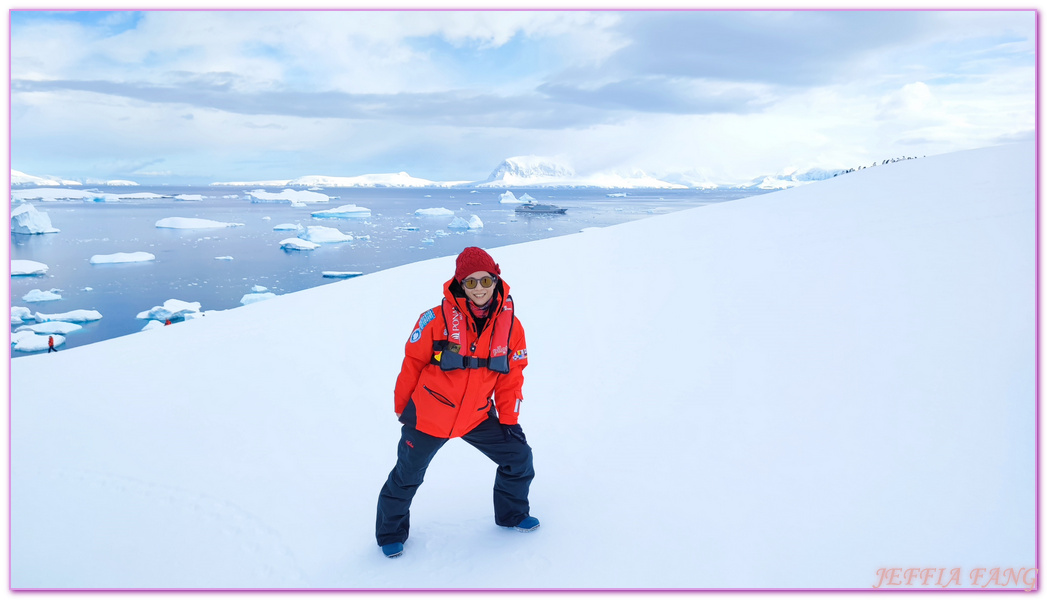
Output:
[{"xmin": 501, "ymin": 423, "xmax": 527, "ymax": 444}]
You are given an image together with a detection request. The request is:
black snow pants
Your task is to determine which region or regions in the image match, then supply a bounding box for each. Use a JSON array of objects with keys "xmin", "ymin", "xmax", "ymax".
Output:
[{"xmin": 375, "ymin": 414, "xmax": 534, "ymax": 546}]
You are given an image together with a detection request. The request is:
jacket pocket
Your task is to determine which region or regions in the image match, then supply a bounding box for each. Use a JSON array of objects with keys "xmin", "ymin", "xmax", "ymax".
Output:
[{"xmin": 423, "ymin": 385, "xmax": 456, "ymax": 408}]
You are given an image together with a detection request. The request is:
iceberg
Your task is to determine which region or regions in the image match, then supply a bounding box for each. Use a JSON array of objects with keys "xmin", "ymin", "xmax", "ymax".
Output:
[
  {"xmin": 280, "ymin": 238, "xmax": 319, "ymax": 251},
  {"xmin": 272, "ymin": 223, "xmax": 303, "ymax": 231},
  {"xmin": 34, "ymin": 309, "xmax": 103, "ymax": 323},
  {"xmin": 12, "ymin": 332, "xmax": 64, "ymax": 353},
  {"xmin": 448, "ymin": 215, "xmax": 483, "ymax": 230},
  {"xmin": 322, "ymin": 271, "xmax": 363, "ymax": 278},
  {"xmin": 311, "ymin": 204, "xmax": 372, "ymax": 219},
  {"xmin": 414, "ymin": 208, "xmax": 455, "ymax": 217},
  {"xmin": 155, "ymin": 217, "xmax": 244, "ymax": 229},
  {"xmin": 11, "ymin": 306, "xmax": 33, "ymax": 325},
  {"xmin": 22, "ymin": 289, "xmax": 62, "ymax": 302},
  {"xmin": 11, "ymin": 203, "xmax": 60, "ymax": 234},
  {"xmin": 247, "ymin": 189, "xmax": 331, "ymax": 204},
  {"xmin": 16, "ymin": 321, "xmax": 82, "ymax": 335},
  {"xmin": 241, "ymin": 292, "xmax": 277, "ymax": 305},
  {"xmin": 298, "ymin": 226, "xmax": 352, "ymax": 244},
  {"xmin": 499, "ymin": 191, "xmax": 524, "ymax": 204},
  {"xmin": 89, "ymin": 252, "xmax": 156, "ymax": 265},
  {"xmin": 12, "ymin": 260, "xmax": 48, "ymax": 276},
  {"xmin": 519, "ymin": 193, "xmax": 535, "ymax": 202},
  {"xmin": 136, "ymin": 299, "xmax": 202, "ymax": 322}
]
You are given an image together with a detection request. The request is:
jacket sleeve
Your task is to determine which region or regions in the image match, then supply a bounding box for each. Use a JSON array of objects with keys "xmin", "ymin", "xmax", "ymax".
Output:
[
  {"xmin": 493, "ymin": 317, "xmax": 528, "ymax": 425},
  {"xmin": 394, "ymin": 308, "xmax": 439, "ymax": 414}
]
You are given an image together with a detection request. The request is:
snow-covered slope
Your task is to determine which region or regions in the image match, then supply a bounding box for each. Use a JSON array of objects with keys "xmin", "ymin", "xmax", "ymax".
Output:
[
  {"xmin": 11, "ymin": 169, "xmax": 81, "ymax": 187},
  {"xmin": 11, "ymin": 142, "xmax": 1035, "ymax": 589}
]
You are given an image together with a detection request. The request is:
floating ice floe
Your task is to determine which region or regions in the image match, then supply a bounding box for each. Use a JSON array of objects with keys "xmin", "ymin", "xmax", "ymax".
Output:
[
  {"xmin": 214, "ymin": 256, "xmax": 234, "ymax": 261},
  {"xmin": 299, "ymin": 226, "xmax": 352, "ymax": 244},
  {"xmin": 12, "ymin": 260, "xmax": 48, "ymax": 276},
  {"xmin": 11, "ymin": 204, "xmax": 60, "ymax": 234},
  {"xmin": 467, "ymin": 202, "xmax": 481, "ymax": 206},
  {"xmin": 248, "ymin": 189, "xmax": 331, "ymax": 205},
  {"xmin": 23, "ymin": 289, "xmax": 62, "ymax": 302},
  {"xmin": 251, "ymin": 285, "xmax": 269, "ymax": 293},
  {"xmin": 607, "ymin": 192, "xmax": 628, "ymax": 198},
  {"xmin": 280, "ymin": 238, "xmax": 320, "ymax": 251},
  {"xmin": 241, "ymin": 292, "xmax": 276, "ymax": 305},
  {"xmin": 11, "ymin": 306, "xmax": 33, "ymax": 325},
  {"xmin": 12, "ymin": 331, "xmax": 64, "ymax": 352},
  {"xmin": 500, "ymin": 191, "xmax": 525, "ymax": 204},
  {"xmin": 397, "ymin": 226, "xmax": 420, "ymax": 232},
  {"xmin": 322, "ymin": 271, "xmax": 363, "ymax": 278},
  {"xmin": 155, "ymin": 217, "xmax": 244, "ymax": 229},
  {"xmin": 16, "ymin": 321, "xmax": 82, "ymax": 335},
  {"xmin": 448, "ymin": 215, "xmax": 484, "ymax": 230},
  {"xmin": 311, "ymin": 204, "xmax": 372, "ymax": 219},
  {"xmin": 136, "ymin": 299, "xmax": 202, "ymax": 322},
  {"xmin": 421, "ymin": 238, "xmax": 436, "ymax": 245},
  {"xmin": 89, "ymin": 252, "xmax": 156, "ymax": 265},
  {"xmin": 175, "ymin": 194, "xmax": 204, "ymax": 201},
  {"xmin": 34, "ymin": 309, "xmax": 103, "ymax": 323},
  {"xmin": 415, "ymin": 207, "xmax": 455, "ymax": 217},
  {"xmin": 434, "ymin": 230, "xmax": 450, "ymax": 237},
  {"xmin": 273, "ymin": 223, "xmax": 303, "ymax": 231}
]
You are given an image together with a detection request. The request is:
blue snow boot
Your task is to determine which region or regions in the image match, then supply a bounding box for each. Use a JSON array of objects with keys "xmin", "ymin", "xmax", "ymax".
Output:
[
  {"xmin": 382, "ymin": 542, "xmax": 404, "ymax": 558},
  {"xmin": 514, "ymin": 516, "xmax": 540, "ymax": 532}
]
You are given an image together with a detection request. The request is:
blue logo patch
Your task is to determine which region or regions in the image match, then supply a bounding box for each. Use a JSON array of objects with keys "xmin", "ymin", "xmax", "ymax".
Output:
[
  {"xmin": 410, "ymin": 328, "xmax": 422, "ymax": 343},
  {"xmin": 419, "ymin": 309, "xmax": 435, "ymax": 330}
]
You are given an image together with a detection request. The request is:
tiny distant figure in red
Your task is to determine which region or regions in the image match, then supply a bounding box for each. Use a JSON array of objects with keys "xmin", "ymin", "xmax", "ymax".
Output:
[
  {"xmin": 47, "ymin": 336, "xmax": 57, "ymax": 353},
  {"xmin": 165, "ymin": 319, "xmax": 172, "ymax": 326}
]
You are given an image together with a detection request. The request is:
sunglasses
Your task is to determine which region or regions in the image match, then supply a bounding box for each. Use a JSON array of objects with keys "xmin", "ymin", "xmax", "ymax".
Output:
[{"xmin": 462, "ymin": 275, "xmax": 498, "ymax": 289}]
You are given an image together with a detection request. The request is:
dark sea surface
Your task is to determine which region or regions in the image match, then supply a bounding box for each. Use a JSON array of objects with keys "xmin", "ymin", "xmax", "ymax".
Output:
[{"xmin": 10, "ymin": 186, "xmax": 770, "ymax": 355}]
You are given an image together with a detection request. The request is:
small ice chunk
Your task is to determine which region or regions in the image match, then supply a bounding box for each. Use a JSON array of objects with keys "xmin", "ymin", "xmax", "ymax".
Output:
[
  {"xmin": 12, "ymin": 332, "xmax": 64, "ymax": 352},
  {"xmin": 90, "ymin": 251, "xmax": 156, "ymax": 264},
  {"xmin": 273, "ymin": 223, "xmax": 303, "ymax": 231},
  {"xmin": 11, "ymin": 203, "xmax": 60, "ymax": 234},
  {"xmin": 155, "ymin": 217, "xmax": 244, "ymax": 229},
  {"xmin": 322, "ymin": 271, "xmax": 363, "ymax": 278},
  {"xmin": 11, "ymin": 306, "xmax": 33, "ymax": 324},
  {"xmin": 34, "ymin": 309, "xmax": 103, "ymax": 323},
  {"xmin": 214, "ymin": 256, "xmax": 234, "ymax": 261},
  {"xmin": 251, "ymin": 285, "xmax": 268, "ymax": 293},
  {"xmin": 16, "ymin": 321, "xmax": 82, "ymax": 335},
  {"xmin": 467, "ymin": 202, "xmax": 481, "ymax": 206},
  {"xmin": 415, "ymin": 207, "xmax": 455, "ymax": 217},
  {"xmin": 311, "ymin": 204, "xmax": 372, "ymax": 219},
  {"xmin": 241, "ymin": 292, "xmax": 277, "ymax": 305},
  {"xmin": 434, "ymin": 230, "xmax": 449, "ymax": 237},
  {"xmin": 136, "ymin": 299, "xmax": 202, "ymax": 321},
  {"xmin": 248, "ymin": 189, "xmax": 331, "ymax": 204},
  {"xmin": 280, "ymin": 238, "xmax": 320, "ymax": 251},
  {"xmin": 262, "ymin": 216, "xmax": 272, "ymax": 221},
  {"xmin": 174, "ymin": 194, "xmax": 203, "ymax": 201},
  {"xmin": 421, "ymin": 238, "xmax": 436, "ymax": 245},
  {"xmin": 398, "ymin": 226, "xmax": 420, "ymax": 232},
  {"xmin": 607, "ymin": 192, "xmax": 627, "ymax": 198},
  {"xmin": 83, "ymin": 287, "xmax": 93, "ymax": 291},
  {"xmin": 23, "ymin": 289, "xmax": 62, "ymax": 302},
  {"xmin": 11, "ymin": 260, "xmax": 49, "ymax": 276},
  {"xmin": 299, "ymin": 226, "xmax": 352, "ymax": 243}
]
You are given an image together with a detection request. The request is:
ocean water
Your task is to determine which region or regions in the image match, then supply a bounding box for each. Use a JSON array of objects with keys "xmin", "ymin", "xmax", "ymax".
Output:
[{"xmin": 10, "ymin": 186, "xmax": 769, "ymax": 355}]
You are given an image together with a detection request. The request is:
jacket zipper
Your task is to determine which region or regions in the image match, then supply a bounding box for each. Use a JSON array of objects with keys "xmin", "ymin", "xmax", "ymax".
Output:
[{"xmin": 423, "ymin": 385, "xmax": 456, "ymax": 408}]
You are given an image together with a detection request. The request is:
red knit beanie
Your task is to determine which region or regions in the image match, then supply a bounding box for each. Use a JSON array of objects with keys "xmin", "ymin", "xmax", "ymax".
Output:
[{"xmin": 454, "ymin": 247, "xmax": 501, "ymax": 282}]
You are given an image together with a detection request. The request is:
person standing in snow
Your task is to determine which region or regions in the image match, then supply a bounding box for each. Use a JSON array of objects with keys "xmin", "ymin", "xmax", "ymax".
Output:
[
  {"xmin": 47, "ymin": 336, "xmax": 56, "ymax": 353},
  {"xmin": 376, "ymin": 246, "xmax": 537, "ymax": 559}
]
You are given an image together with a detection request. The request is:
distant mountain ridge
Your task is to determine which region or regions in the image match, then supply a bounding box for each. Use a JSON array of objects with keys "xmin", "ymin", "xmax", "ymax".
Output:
[{"xmin": 13, "ymin": 155, "xmax": 923, "ymax": 190}]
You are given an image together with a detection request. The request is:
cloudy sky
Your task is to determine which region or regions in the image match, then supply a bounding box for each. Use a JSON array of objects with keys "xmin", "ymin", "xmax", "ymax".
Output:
[{"xmin": 9, "ymin": 9, "xmax": 1036, "ymax": 185}]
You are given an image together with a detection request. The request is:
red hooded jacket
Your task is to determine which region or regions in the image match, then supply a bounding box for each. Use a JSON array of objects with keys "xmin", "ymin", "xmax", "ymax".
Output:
[{"xmin": 394, "ymin": 278, "xmax": 528, "ymax": 438}]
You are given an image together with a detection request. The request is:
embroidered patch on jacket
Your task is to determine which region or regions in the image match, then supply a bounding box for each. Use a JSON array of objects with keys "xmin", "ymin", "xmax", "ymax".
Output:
[
  {"xmin": 512, "ymin": 349, "xmax": 528, "ymax": 361},
  {"xmin": 410, "ymin": 309, "xmax": 437, "ymax": 343}
]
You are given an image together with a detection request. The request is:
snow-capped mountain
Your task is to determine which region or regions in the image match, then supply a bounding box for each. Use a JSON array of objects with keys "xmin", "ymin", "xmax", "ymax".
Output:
[
  {"xmin": 11, "ymin": 170, "xmax": 82, "ymax": 187},
  {"xmin": 475, "ymin": 156, "xmax": 685, "ymax": 189},
  {"xmin": 737, "ymin": 166, "xmax": 851, "ymax": 190}
]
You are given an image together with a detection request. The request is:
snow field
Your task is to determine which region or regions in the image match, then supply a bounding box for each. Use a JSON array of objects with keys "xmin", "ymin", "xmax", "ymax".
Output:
[{"xmin": 10, "ymin": 142, "xmax": 1035, "ymax": 589}]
